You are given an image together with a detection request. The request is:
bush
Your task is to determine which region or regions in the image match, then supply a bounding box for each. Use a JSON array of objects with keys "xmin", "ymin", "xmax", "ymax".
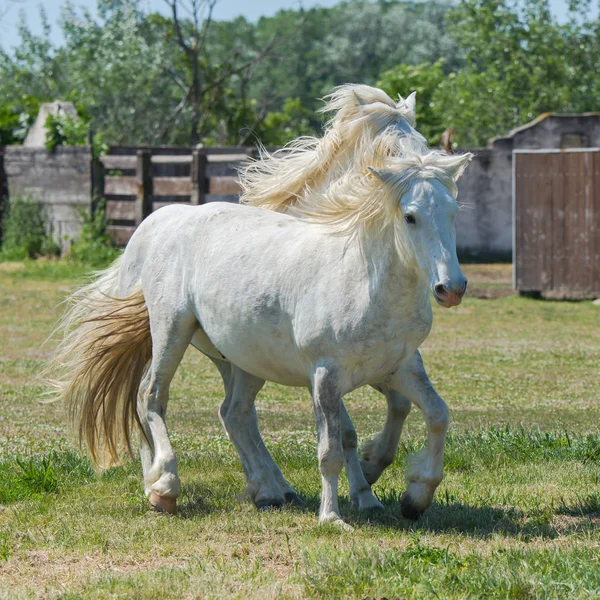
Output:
[
  {"xmin": 44, "ymin": 114, "xmax": 107, "ymax": 158},
  {"xmin": 0, "ymin": 197, "xmax": 60, "ymax": 260},
  {"xmin": 68, "ymin": 200, "xmax": 120, "ymax": 267}
]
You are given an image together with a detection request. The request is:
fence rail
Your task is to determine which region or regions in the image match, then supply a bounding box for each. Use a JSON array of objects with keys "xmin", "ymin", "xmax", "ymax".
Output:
[{"xmin": 99, "ymin": 147, "xmax": 251, "ymax": 245}]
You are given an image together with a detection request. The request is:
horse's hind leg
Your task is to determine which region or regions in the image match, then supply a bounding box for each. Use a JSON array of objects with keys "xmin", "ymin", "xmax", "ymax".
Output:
[
  {"xmin": 360, "ymin": 385, "xmax": 412, "ymax": 485},
  {"xmin": 341, "ymin": 404, "xmax": 384, "ymax": 511},
  {"xmin": 138, "ymin": 311, "xmax": 198, "ymax": 514},
  {"xmin": 213, "ymin": 360, "xmax": 297, "ymax": 509}
]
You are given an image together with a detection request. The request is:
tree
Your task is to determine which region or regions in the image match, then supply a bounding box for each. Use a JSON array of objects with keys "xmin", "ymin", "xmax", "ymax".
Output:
[
  {"xmin": 0, "ymin": 6, "xmax": 61, "ymax": 144},
  {"xmin": 59, "ymin": 0, "xmax": 179, "ymax": 145},
  {"xmin": 431, "ymin": 0, "xmax": 600, "ymax": 147},
  {"xmin": 377, "ymin": 59, "xmax": 446, "ymax": 145},
  {"xmin": 164, "ymin": 0, "xmax": 288, "ymax": 145}
]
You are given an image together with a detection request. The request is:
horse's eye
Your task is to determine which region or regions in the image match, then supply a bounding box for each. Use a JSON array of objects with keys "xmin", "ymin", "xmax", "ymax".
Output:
[{"xmin": 404, "ymin": 214, "xmax": 416, "ymax": 225}]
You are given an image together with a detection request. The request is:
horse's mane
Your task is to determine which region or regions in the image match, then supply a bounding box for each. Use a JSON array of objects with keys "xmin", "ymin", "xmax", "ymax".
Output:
[
  {"xmin": 239, "ymin": 84, "xmax": 427, "ymax": 212},
  {"xmin": 286, "ymin": 133, "xmax": 472, "ymax": 255}
]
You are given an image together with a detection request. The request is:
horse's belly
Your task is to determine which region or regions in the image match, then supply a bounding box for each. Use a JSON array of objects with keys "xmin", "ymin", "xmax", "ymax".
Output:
[{"xmin": 195, "ymin": 321, "xmax": 312, "ymax": 386}]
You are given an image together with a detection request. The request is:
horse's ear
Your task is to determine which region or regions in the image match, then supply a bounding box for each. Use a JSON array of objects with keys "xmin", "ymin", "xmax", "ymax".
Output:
[
  {"xmin": 444, "ymin": 152, "xmax": 473, "ymax": 181},
  {"xmin": 368, "ymin": 166, "xmax": 395, "ymax": 185},
  {"xmin": 404, "ymin": 91, "xmax": 417, "ymax": 115},
  {"xmin": 353, "ymin": 90, "xmax": 365, "ymax": 106}
]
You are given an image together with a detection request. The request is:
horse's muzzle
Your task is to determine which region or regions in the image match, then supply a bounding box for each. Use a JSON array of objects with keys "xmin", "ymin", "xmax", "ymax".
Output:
[{"xmin": 433, "ymin": 279, "xmax": 467, "ymax": 308}]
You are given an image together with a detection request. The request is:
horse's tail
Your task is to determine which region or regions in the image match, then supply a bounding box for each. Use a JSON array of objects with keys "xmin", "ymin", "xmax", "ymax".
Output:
[{"xmin": 46, "ymin": 257, "xmax": 152, "ymax": 467}]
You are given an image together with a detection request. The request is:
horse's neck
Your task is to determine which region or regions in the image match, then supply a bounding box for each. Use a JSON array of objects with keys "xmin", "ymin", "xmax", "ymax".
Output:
[{"xmin": 359, "ymin": 228, "xmax": 429, "ymax": 310}]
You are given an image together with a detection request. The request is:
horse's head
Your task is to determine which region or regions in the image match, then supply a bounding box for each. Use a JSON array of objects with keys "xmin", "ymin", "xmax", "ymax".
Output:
[{"xmin": 370, "ymin": 150, "xmax": 473, "ymax": 308}]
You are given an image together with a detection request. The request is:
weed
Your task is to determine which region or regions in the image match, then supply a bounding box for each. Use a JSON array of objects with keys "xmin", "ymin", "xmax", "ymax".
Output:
[
  {"xmin": 68, "ymin": 200, "xmax": 120, "ymax": 267},
  {"xmin": 0, "ymin": 196, "xmax": 60, "ymax": 260}
]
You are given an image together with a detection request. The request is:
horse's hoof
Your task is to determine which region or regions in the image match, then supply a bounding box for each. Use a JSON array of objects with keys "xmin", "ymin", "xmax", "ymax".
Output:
[
  {"xmin": 361, "ymin": 500, "xmax": 385, "ymax": 513},
  {"xmin": 400, "ymin": 491, "xmax": 423, "ymax": 521},
  {"xmin": 333, "ymin": 518, "xmax": 354, "ymax": 532},
  {"xmin": 284, "ymin": 491, "xmax": 305, "ymax": 507},
  {"xmin": 150, "ymin": 492, "xmax": 177, "ymax": 515},
  {"xmin": 256, "ymin": 498, "xmax": 284, "ymax": 511}
]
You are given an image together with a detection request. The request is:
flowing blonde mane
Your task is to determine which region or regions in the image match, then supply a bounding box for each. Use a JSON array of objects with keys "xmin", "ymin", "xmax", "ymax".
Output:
[
  {"xmin": 284, "ymin": 134, "xmax": 473, "ymax": 259},
  {"xmin": 239, "ymin": 84, "xmax": 427, "ymax": 212}
]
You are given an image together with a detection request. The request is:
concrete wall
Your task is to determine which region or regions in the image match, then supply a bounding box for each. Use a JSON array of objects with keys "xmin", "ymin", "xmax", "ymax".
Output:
[
  {"xmin": 456, "ymin": 148, "xmax": 513, "ymax": 260},
  {"xmin": 455, "ymin": 113, "xmax": 600, "ymax": 260},
  {"xmin": 4, "ymin": 146, "xmax": 92, "ymax": 248}
]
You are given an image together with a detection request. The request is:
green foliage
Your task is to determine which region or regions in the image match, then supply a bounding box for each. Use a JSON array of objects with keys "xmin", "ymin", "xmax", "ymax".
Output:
[
  {"xmin": 377, "ymin": 59, "xmax": 446, "ymax": 145},
  {"xmin": 43, "ymin": 113, "xmax": 107, "ymax": 158},
  {"xmin": 16, "ymin": 455, "xmax": 59, "ymax": 494},
  {"xmin": 44, "ymin": 113, "xmax": 89, "ymax": 152},
  {"xmin": 68, "ymin": 201, "xmax": 120, "ymax": 267},
  {"xmin": 0, "ymin": 0, "xmax": 457, "ymax": 147},
  {"xmin": 259, "ymin": 98, "xmax": 316, "ymax": 146},
  {"xmin": 0, "ymin": 197, "xmax": 59, "ymax": 260},
  {"xmin": 0, "ymin": 101, "xmax": 38, "ymax": 146},
  {"xmin": 431, "ymin": 0, "xmax": 600, "ymax": 147},
  {"xmin": 0, "ymin": 450, "xmax": 95, "ymax": 504}
]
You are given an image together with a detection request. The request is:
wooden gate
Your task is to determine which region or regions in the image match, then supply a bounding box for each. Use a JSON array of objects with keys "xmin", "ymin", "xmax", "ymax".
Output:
[
  {"xmin": 99, "ymin": 147, "xmax": 250, "ymax": 245},
  {"xmin": 513, "ymin": 148, "xmax": 600, "ymax": 297}
]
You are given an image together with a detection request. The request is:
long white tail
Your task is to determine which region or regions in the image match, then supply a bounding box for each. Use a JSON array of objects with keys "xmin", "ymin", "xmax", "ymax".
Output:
[{"xmin": 46, "ymin": 257, "xmax": 152, "ymax": 467}]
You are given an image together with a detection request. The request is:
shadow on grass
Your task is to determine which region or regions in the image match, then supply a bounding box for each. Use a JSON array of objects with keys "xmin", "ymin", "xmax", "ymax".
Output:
[
  {"xmin": 343, "ymin": 494, "xmax": 600, "ymax": 539},
  {"xmin": 174, "ymin": 482, "xmax": 600, "ymax": 539}
]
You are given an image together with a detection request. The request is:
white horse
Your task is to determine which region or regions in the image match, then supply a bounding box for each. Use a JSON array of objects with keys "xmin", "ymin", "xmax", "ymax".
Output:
[
  {"xmin": 241, "ymin": 86, "xmax": 433, "ymax": 495},
  {"xmin": 49, "ymin": 132, "xmax": 472, "ymax": 526}
]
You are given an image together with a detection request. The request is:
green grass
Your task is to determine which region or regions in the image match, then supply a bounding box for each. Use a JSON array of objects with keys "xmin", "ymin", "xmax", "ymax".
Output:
[{"xmin": 0, "ymin": 262, "xmax": 599, "ymax": 598}]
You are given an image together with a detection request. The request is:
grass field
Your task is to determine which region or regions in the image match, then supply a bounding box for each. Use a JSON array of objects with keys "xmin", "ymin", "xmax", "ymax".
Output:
[{"xmin": 0, "ymin": 261, "xmax": 599, "ymax": 599}]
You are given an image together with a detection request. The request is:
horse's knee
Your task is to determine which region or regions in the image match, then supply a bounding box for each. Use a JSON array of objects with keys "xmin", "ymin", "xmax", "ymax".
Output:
[{"xmin": 427, "ymin": 398, "xmax": 449, "ymax": 433}]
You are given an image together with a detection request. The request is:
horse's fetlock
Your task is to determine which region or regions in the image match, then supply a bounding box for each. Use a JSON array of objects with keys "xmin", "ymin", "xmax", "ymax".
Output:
[{"xmin": 150, "ymin": 472, "xmax": 181, "ymax": 498}]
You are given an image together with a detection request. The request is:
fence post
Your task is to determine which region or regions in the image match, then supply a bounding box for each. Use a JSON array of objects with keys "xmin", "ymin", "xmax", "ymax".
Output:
[
  {"xmin": 90, "ymin": 157, "xmax": 104, "ymax": 216},
  {"xmin": 135, "ymin": 150, "xmax": 153, "ymax": 224},
  {"xmin": 191, "ymin": 149, "xmax": 207, "ymax": 205}
]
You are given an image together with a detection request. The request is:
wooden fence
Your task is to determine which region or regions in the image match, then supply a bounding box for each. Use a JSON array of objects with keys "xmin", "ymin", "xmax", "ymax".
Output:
[
  {"xmin": 99, "ymin": 147, "xmax": 252, "ymax": 245},
  {"xmin": 513, "ymin": 148, "xmax": 600, "ymax": 297}
]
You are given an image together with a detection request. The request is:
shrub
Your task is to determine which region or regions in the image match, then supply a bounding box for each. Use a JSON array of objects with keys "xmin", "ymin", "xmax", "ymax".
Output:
[
  {"xmin": 68, "ymin": 200, "xmax": 120, "ymax": 267},
  {"xmin": 0, "ymin": 197, "xmax": 60, "ymax": 260},
  {"xmin": 44, "ymin": 113, "xmax": 107, "ymax": 158},
  {"xmin": 44, "ymin": 113, "xmax": 88, "ymax": 152}
]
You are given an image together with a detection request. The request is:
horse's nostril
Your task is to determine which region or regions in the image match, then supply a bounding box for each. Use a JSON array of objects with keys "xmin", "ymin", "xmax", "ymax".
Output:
[{"xmin": 434, "ymin": 283, "xmax": 446, "ymax": 296}]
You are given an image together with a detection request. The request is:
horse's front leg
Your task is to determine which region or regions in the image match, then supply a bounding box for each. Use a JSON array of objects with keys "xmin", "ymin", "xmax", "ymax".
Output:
[
  {"xmin": 359, "ymin": 385, "xmax": 412, "ymax": 485},
  {"xmin": 387, "ymin": 350, "xmax": 449, "ymax": 520},
  {"xmin": 312, "ymin": 365, "xmax": 349, "ymax": 528}
]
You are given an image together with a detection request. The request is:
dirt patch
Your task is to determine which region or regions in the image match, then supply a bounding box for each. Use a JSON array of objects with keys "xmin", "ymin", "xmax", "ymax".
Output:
[
  {"xmin": 0, "ymin": 262, "xmax": 24, "ymax": 273},
  {"xmin": 460, "ymin": 264, "xmax": 516, "ymax": 299},
  {"xmin": 0, "ymin": 551, "xmax": 189, "ymax": 597},
  {"xmin": 468, "ymin": 285, "xmax": 517, "ymax": 300},
  {"xmin": 462, "ymin": 263, "xmax": 512, "ymax": 284},
  {"xmin": 551, "ymin": 513, "xmax": 600, "ymax": 533}
]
